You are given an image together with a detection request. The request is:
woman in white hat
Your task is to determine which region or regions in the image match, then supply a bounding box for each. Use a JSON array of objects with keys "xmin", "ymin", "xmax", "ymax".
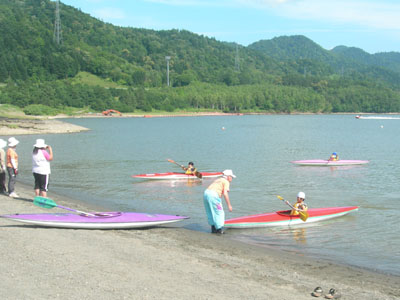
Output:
[
  {"xmin": 6, "ymin": 137, "xmax": 19, "ymax": 197},
  {"xmin": 32, "ymin": 139, "xmax": 53, "ymax": 197},
  {"xmin": 203, "ymin": 169, "xmax": 236, "ymax": 234},
  {"xmin": 0, "ymin": 139, "xmax": 7, "ymax": 194}
]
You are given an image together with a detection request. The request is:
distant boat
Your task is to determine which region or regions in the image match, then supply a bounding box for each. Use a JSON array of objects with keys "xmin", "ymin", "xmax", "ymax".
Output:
[{"xmin": 355, "ymin": 115, "xmax": 400, "ymax": 120}]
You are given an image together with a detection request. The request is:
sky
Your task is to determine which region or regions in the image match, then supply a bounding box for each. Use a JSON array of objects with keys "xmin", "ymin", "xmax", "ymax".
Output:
[{"xmin": 59, "ymin": 0, "xmax": 400, "ymax": 54}]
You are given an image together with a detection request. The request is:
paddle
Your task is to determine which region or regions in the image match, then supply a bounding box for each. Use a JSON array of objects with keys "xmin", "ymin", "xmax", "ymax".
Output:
[
  {"xmin": 33, "ymin": 196, "xmax": 96, "ymax": 217},
  {"xmin": 167, "ymin": 159, "xmax": 203, "ymax": 178},
  {"xmin": 277, "ymin": 195, "xmax": 309, "ymax": 222}
]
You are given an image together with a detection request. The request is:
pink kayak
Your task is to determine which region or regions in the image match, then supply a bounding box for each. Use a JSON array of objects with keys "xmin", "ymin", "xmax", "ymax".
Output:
[
  {"xmin": 291, "ymin": 160, "xmax": 369, "ymax": 166},
  {"xmin": 132, "ymin": 171, "xmax": 223, "ymax": 180},
  {"xmin": 0, "ymin": 212, "xmax": 189, "ymax": 229},
  {"xmin": 225, "ymin": 206, "xmax": 359, "ymax": 228}
]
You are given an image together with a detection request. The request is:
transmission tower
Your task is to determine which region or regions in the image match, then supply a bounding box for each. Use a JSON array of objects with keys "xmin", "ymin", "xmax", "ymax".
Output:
[
  {"xmin": 165, "ymin": 56, "xmax": 171, "ymax": 87},
  {"xmin": 235, "ymin": 44, "xmax": 240, "ymax": 72},
  {"xmin": 53, "ymin": 0, "xmax": 62, "ymax": 45}
]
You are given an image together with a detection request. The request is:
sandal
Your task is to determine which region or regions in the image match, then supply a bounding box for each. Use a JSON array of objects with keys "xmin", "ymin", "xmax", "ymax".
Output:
[
  {"xmin": 311, "ymin": 287, "xmax": 323, "ymax": 297},
  {"xmin": 325, "ymin": 288, "xmax": 341, "ymax": 299}
]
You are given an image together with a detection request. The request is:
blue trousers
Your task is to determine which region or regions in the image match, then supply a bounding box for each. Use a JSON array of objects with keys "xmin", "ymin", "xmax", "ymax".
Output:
[{"xmin": 203, "ymin": 189, "xmax": 225, "ymax": 230}]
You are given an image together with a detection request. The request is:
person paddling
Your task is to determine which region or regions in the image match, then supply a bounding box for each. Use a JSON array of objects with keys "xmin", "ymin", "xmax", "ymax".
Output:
[
  {"xmin": 203, "ymin": 169, "xmax": 236, "ymax": 234},
  {"xmin": 182, "ymin": 162, "xmax": 197, "ymax": 175},
  {"xmin": 328, "ymin": 152, "xmax": 339, "ymax": 161},
  {"xmin": 290, "ymin": 192, "xmax": 308, "ymax": 216}
]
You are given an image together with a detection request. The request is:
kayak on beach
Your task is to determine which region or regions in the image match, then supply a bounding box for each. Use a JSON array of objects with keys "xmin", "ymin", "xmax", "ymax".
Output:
[
  {"xmin": 132, "ymin": 171, "xmax": 223, "ymax": 180},
  {"xmin": 224, "ymin": 206, "xmax": 358, "ymax": 228},
  {"xmin": 0, "ymin": 212, "xmax": 189, "ymax": 229},
  {"xmin": 291, "ymin": 159, "xmax": 369, "ymax": 166}
]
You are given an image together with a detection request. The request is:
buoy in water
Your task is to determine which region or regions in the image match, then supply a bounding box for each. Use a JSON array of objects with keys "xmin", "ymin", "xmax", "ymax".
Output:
[
  {"xmin": 380, "ymin": 125, "xmax": 384, "ymax": 128},
  {"xmin": 222, "ymin": 127, "xmax": 225, "ymax": 130}
]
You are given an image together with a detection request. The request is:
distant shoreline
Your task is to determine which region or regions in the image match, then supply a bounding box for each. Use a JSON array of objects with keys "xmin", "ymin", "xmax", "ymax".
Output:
[{"xmin": 1, "ymin": 111, "xmax": 400, "ymax": 136}]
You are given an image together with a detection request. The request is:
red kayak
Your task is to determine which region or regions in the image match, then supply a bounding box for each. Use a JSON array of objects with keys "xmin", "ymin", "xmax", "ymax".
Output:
[
  {"xmin": 132, "ymin": 171, "xmax": 223, "ymax": 180},
  {"xmin": 225, "ymin": 206, "xmax": 358, "ymax": 228}
]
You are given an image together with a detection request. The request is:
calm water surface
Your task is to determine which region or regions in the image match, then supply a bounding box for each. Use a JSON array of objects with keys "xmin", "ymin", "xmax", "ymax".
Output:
[{"xmin": 15, "ymin": 115, "xmax": 400, "ymax": 275}]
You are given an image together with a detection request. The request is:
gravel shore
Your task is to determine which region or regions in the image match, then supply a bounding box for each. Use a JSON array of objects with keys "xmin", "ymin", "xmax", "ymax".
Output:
[
  {"xmin": 0, "ymin": 183, "xmax": 399, "ymax": 300},
  {"xmin": 0, "ymin": 118, "xmax": 89, "ymax": 136}
]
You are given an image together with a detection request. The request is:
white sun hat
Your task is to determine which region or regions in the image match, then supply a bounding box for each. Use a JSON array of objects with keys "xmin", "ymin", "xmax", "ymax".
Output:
[
  {"xmin": 33, "ymin": 139, "xmax": 47, "ymax": 148},
  {"xmin": 222, "ymin": 169, "xmax": 236, "ymax": 178},
  {"xmin": 0, "ymin": 139, "xmax": 7, "ymax": 149},
  {"xmin": 8, "ymin": 137, "xmax": 19, "ymax": 147}
]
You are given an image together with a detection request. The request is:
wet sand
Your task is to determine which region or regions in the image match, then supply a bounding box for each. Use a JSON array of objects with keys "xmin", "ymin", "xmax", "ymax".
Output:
[{"xmin": 0, "ymin": 183, "xmax": 399, "ymax": 299}]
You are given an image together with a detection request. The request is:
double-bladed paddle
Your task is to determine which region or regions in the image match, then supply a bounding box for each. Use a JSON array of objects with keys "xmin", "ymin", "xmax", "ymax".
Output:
[
  {"xmin": 277, "ymin": 195, "xmax": 309, "ymax": 222},
  {"xmin": 167, "ymin": 159, "xmax": 203, "ymax": 178},
  {"xmin": 33, "ymin": 196, "xmax": 96, "ymax": 217}
]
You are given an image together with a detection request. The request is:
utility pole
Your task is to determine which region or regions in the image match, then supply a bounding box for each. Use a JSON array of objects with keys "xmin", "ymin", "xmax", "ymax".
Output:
[
  {"xmin": 235, "ymin": 44, "xmax": 240, "ymax": 72},
  {"xmin": 53, "ymin": 0, "xmax": 62, "ymax": 45},
  {"xmin": 165, "ymin": 56, "xmax": 171, "ymax": 87}
]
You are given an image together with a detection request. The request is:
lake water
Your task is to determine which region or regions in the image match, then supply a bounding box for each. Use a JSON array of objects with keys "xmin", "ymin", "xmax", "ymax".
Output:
[{"xmin": 14, "ymin": 115, "xmax": 400, "ymax": 276}]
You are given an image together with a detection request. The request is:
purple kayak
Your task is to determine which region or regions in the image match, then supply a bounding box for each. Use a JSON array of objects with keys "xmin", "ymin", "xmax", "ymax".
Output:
[
  {"xmin": 291, "ymin": 159, "xmax": 369, "ymax": 166},
  {"xmin": 0, "ymin": 212, "xmax": 189, "ymax": 229}
]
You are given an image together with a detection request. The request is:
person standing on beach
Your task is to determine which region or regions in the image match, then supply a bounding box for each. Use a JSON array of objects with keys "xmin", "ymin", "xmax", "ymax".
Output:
[
  {"xmin": 203, "ymin": 169, "xmax": 236, "ymax": 234},
  {"xmin": 0, "ymin": 139, "xmax": 7, "ymax": 194},
  {"xmin": 32, "ymin": 139, "xmax": 53, "ymax": 197},
  {"xmin": 6, "ymin": 137, "xmax": 19, "ymax": 198}
]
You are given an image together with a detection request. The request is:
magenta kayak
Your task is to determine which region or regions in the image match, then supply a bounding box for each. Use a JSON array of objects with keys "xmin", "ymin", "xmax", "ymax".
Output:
[
  {"xmin": 132, "ymin": 171, "xmax": 223, "ymax": 179},
  {"xmin": 0, "ymin": 212, "xmax": 189, "ymax": 229},
  {"xmin": 225, "ymin": 206, "xmax": 358, "ymax": 228},
  {"xmin": 291, "ymin": 159, "xmax": 369, "ymax": 166}
]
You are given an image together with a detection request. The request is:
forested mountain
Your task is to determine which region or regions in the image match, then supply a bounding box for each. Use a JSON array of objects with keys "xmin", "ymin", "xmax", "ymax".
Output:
[
  {"xmin": 1, "ymin": 0, "xmax": 400, "ymax": 114},
  {"xmin": 332, "ymin": 46, "xmax": 400, "ymax": 74}
]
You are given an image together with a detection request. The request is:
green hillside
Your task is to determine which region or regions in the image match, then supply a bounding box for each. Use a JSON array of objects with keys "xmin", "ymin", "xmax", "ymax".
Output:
[{"xmin": 1, "ymin": 0, "xmax": 400, "ymax": 113}]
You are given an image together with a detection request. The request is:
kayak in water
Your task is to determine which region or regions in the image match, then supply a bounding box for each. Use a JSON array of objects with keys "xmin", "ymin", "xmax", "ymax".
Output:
[
  {"xmin": 132, "ymin": 171, "xmax": 223, "ymax": 180},
  {"xmin": 224, "ymin": 206, "xmax": 358, "ymax": 228},
  {"xmin": 291, "ymin": 160, "xmax": 369, "ymax": 166}
]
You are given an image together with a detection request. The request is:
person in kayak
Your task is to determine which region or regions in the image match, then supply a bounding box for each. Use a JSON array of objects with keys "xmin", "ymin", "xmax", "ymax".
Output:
[
  {"xmin": 203, "ymin": 169, "xmax": 236, "ymax": 234},
  {"xmin": 290, "ymin": 191, "xmax": 308, "ymax": 216},
  {"xmin": 182, "ymin": 161, "xmax": 197, "ymax": 175},
  {"xmin": 328, "ymin": 152, "xmax": 339, "ymax": 161}
]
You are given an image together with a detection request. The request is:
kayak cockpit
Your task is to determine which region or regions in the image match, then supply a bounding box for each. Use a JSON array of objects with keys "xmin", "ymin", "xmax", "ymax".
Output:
[{"xmin": 276, "ymin": 210, "xmax": 300, "ymax": 218}]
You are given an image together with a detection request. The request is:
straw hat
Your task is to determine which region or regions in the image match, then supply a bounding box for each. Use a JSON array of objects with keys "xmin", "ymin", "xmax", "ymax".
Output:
[
  {"xmin": 8, "ymin": 137, "xmax": 19, "ymax": 147},
  {"xmin": 33, "ymin": 139, "xmax": 47, "ymax": 148},
  {"xmin": 0, "ymin": 139, "xmax": 6, "ymax": 149}
]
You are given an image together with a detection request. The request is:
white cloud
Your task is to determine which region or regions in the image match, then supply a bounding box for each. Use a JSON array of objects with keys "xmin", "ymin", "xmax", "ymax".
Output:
[{"xmin": 234, "ymin": 0, "xmax": 400, "ymax": 30}]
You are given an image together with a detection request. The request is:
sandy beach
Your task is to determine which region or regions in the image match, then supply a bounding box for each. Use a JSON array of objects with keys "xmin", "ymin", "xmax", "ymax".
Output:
[
  {"xmin": 0, "ymin": 116, "xmax": 399, "ymax": 299},
  {"xmin": 0, "ymin": 183, "xmax": 399, "ymax": 300},
  {"xmin": 0, "ymin": 118, "xmax": 89, "ymax": 136}
]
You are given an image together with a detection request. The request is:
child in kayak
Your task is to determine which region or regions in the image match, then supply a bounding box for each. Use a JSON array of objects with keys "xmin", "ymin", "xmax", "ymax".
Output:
[
  {"xmin": 290, "ymin": 192, "xmax": 308, "ymax": 216},
  {"xmin": 182, "ymin": 162, "xmax": 197, "ymax": 175},
  {"xmin": 328, "ymin": 152, "xmax": 339, "ymax": 161}
]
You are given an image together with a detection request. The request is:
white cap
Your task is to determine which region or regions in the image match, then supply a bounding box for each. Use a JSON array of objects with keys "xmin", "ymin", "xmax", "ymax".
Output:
[
  {"xmin": 297, "ymin": 191, "xmax": 305, "ymax": 199},
  {"xmin": 0, "ymin": 139, "xmax": 7, "ymax": 149},
  {"xmin": 8, "ymin": 137, "xmax": 19, "ymax": 147},
  {"xmin": 34, "ymin": 139, "xmax": 47, "ymax": 148},
  {"xmin": 222, "ymin": 169, "xmax": 236, "ymax": 178}
]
